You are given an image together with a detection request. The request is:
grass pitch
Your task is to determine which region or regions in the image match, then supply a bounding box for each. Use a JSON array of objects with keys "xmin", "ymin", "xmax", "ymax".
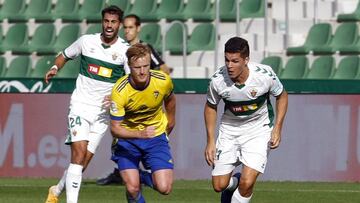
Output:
[{"xmin": 0, "ymin": 178, "xmax": 360, "ymax": 203}]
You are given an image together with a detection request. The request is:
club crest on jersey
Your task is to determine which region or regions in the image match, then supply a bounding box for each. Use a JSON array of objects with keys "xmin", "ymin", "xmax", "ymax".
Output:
[
  {"xmin": 250, "ymin": 88, "xmax": 257, "ymax": 97},
  {"xmin": 112, "ymin": 52, "xmax": 118, "ymax": 60},
  {"xmin": 72, "ymin": 130, "xmax": 77, "ymax": 136},
  {"xmin": 153, "ymin": 91, "xmax": 159, "ymax": 99}
]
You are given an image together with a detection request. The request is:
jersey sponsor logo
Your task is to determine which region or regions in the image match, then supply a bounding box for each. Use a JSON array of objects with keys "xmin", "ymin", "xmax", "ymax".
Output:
[
  {"xmin": 88, "ymin": 64, "xmax": 113, "ymax": 78},
  {"xmin": 231, "ymin": 103, "xmax": 258, "ymax": 113}
]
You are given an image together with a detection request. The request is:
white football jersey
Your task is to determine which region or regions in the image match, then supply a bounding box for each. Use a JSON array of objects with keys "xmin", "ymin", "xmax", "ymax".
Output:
[
  {"xmin": 63, "ymin": 33, "xmax": 130, "ymax": 108},
  {"xmin": 207, "ymin": 62, "xmax": 284, "ymax": 127}
]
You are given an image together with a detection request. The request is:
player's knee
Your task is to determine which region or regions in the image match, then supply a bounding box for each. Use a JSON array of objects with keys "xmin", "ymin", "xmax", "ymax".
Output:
[
  {"xmin": 125, "ymin": 182, "xmax": 141, "ymax": 195},
  {"xmin": 155, "ymin": 183, "xmax": 172, "ymax": 195},
  {"xmin": 213, "ymin": 185, "xmax": 226, "ymax": 193},
  {"xmin": 239, "ymin": 178, "xmax": 255, "ymax": 195},
  {"xmin": 212, "ymin": 179, "xmax": 229, "ymax": 193},
  {"xmin": 70, "ymin": 155, "xmax": 86, "ymax": 166}
]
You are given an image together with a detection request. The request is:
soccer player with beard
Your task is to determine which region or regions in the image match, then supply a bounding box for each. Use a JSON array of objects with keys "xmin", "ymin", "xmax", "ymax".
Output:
[{"xmin": 44, "ymin": 5, "xmax": 129, "ymax": 203}]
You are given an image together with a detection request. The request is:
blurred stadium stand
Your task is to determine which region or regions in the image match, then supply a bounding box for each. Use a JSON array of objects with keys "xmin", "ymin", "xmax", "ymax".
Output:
[{"xmin": 1, "ymin": 0, "xmax": 360, "ymax": 79}]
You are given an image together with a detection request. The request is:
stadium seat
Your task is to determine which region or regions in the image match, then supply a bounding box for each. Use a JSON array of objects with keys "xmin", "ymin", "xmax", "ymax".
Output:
[
  {"xmin": 0, "ymin": 56, "xmax": 6, "ymax": 77},
  {"xmin": 286, "ymin": 23, "xmax": 332, "ymax": 55},
  {"xmin": 0, "ymin": 0, "xmax": 26, "ymax": 22},
  {"xmin": 0, "ymin": 24, "xmax": 28, "ymax": 54},
  {"xmin": 332, "ymin": 56, "xmax": 359, "ymax": 79},
  {"xmin": 53, "ymin": 0, "xmax": 80, "ymax": 22},
  {"xmin": 280, "ymin": 56, "xmax": 308, "ymax": 79},
  {"xmin": 339, "ymin": 37, "xmax": 360, "ymax": 55},
  {"xmin": 165, "ymin": 23, "xmax": 186, "ymax": 55},
  {"xmin": 55, "ymin": 57, "xmax": 80, "ymax": 78},
  {"xmin": 139, "ymin": 23, "xmax": 162, "ymax": 52},
  {"xmin": 239, "ymin": 0, "xmax": 265, "ymax": 19},
  {"xmin": 118, "ymin": 27, "xmax": 125, "ymax": 38},
  {"xmin": 3, "ymin": 56, "xmax": 31, "ymax": 78},
  {"xmin": 219, "ymin": 0, "xmax": 237, "ymax": 22},
  {"xmin": 187, "ymin": 23, "xmax": 215, "ymax": 53},
  {"xmin": 8, "ymin": 0, "xmax": 52, "ymax": 22},
  {"xmin": 337, "ymin": 1, "xmax": 360, "ymax": 22},
  {"xmin": 61, "ymin": 0, "xmax": 105, "ymax": 23},
  {"xmin": 260, "ymin": 56, "xmax": 283, "ymax": 75},
  {"xmin": 189, "ymin": 0, "xmax": 214, "ymax": 22},
  {"xmin": 12, "ymin": 23, "xmax": 56, "ymax": 55},
  {"xmin": 86, "ymin": 24, "xmax": 102, "ymax": 34},
  {"xmin": 312, "ymin": 22, "xmax": 358, "ymax": 55},
  {"xmin": 0, "ymin": 25, "xmax": 3, "ymax": 45},
  {"xmin": 129, "ymin": 0, "xmax": 158, "ymax": 22},
  {"xmin": 37, "ymin": 24, "xmax": 80, "ymax": 55},
  {"xmin": 108, "ymin": 0, "xmax": 132, "ymax": 16},
  {"xmin": 305, "ymin": 56, "xmax": 335, "ymax": 79},
  {"xmin": 155, "ymin": 0, "xmax": 185, "ymax": 21},
  {"xmin": 201, "ymin": 0, "xmax": 266, "ymax": 22},
  {"xmin": 168, "ymin": 0, "xmax": 214, "ymax": 22},
  {"xmin": 29, "ymin": 55, "xmax": 56, "ymax": 78},
  {"xmin": 220, "ymin": 0, "xmax": 264, "ymax": 22}
]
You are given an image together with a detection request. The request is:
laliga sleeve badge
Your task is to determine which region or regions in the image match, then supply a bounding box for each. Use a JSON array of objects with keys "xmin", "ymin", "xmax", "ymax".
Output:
[{"xmin": 110, "ymin": 101, "xmax": 118, "ymax": 113}]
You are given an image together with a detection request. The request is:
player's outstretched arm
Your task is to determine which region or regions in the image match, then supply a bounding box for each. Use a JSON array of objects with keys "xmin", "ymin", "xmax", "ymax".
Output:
[
  {"xmin": 164, "ymin": 93, "xmax": 176, "ymax": 135},
  {"xmin": 204, "ymin": 102, "xmax": 218, "ymax": 166},
  {"xmin": 44, "ymin": 54, "xmax": 67, "ymax": 84},
  {"xmin": 110, "ymin": 120, "xmax": 156, "ymax": 139},
  {"xmin": 270, "ymin": 90, "xmax": 288, "ymax": 149}
]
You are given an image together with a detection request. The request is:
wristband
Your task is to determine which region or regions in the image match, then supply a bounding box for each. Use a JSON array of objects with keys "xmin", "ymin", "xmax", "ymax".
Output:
[{"xmin": 50, "ymin": 65, "xmax": 58, "ymax": 71}]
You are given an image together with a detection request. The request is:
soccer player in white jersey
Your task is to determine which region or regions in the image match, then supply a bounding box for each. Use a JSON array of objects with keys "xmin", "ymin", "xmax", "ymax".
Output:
[
  {"xmin": 204, "ymin": 37, "xmax": 288, "ymax": 203},
  {"xmin": 44, "ymin": 5, "xmax": 129, "ymax": 203}
]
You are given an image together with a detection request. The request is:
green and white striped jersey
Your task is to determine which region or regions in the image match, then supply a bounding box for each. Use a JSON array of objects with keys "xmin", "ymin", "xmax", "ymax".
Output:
[
  {"xmin": 207, "ymin": 62, "xmax": 284, "ymax": 127},
  {"xmin": 63, "ymin": 33, "xmax": 130, "ymax": 108}
]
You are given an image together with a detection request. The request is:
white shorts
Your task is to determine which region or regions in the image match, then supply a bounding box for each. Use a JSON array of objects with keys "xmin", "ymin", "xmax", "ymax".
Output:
[
  {"xmin": 212, "ymin": 123, "xmax": 272, "ymax": 176},
  {"xmin": 65, "ymin": 102, "xmax": 109, "ymax": 154}
]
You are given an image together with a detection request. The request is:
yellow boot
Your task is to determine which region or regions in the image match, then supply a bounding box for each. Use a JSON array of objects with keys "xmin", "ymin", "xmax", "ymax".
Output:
[{"xmin": 45, "ymin": 186, "xmax": 58, "ymax": 203}]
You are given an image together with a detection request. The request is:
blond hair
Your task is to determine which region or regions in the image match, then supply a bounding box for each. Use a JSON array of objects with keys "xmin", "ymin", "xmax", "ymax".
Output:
[{"xmin": 126, "ymin": 43, "xmax": 151, "ymax": 65}]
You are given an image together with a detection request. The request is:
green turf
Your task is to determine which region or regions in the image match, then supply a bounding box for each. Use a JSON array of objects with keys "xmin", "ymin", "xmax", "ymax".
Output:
[{"xmin": 0, "ymin": 178, "xmax": 360, "ymax": 202}]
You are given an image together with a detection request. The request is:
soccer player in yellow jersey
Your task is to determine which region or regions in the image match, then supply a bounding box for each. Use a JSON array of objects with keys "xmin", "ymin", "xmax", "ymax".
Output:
[{"xmin": 110, "ymin": 43, "xmax": 176, "ymax": 202}]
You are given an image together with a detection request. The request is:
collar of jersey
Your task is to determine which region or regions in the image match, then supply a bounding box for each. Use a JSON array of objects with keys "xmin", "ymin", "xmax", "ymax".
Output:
[{"xmin": 128, "ymin": 75, "xmax": 151, "ymax": 91}]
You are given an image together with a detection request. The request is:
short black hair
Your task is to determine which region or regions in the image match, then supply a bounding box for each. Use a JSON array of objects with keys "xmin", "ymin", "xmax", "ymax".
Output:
[
  {"xmin": 224, "ymin": 37, "xmax": 250, "ymax": 58},
  {"xmin": 102, "ymin": 5, "xmax": 124, "ymax": 22},
  {"xmin": 124, "ymin": 14, "xmax": 141, "ymax": 27}
]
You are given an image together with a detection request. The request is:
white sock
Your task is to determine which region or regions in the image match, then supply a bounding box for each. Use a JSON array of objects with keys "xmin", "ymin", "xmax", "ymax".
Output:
[
  {"xmin": 231, "ymin": 188, "xmax": 252, "ymax": 203},
  {"xmin": 226, "ymin": 176, "xmax": 239, "ymax": 192},
  {"xmin": 53, "ymin": 169, "xmax": 67, "ymax": 196},
  {"xmin": 66, "ymin": 163, "xmax": 83, "ymax": 203}
]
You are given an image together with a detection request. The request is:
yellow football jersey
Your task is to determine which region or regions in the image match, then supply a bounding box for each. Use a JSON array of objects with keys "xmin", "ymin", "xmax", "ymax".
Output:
[{"xmin": 110, "ymin": 70, "xmax": 174, "ymax": 136}]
